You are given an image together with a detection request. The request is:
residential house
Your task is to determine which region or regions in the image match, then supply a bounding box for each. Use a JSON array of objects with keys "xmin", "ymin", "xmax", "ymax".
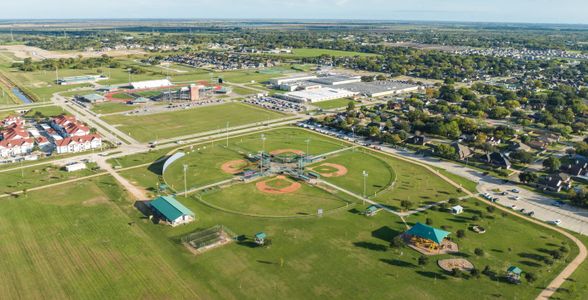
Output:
[
  {"xmin": 538, "ymin": 173, "xmax": 572, "ymax": 192},
  {"xmin": 0, "ymin": 138, "xmax": 34, "ymax": 158},
  {"xmin": 406, "ymin": 135, "xmax": 427, "ymax": 146},
  {"xmin": 451, "ymin": 142, "xmax": 473, "ymax": 160},
  {"xmin": 55, "ymin": 135, "xmax": 102, "ymax": 154},
  {"xmin": 485, "ymin": 152, "xmax": 512, "ymax": 169}
]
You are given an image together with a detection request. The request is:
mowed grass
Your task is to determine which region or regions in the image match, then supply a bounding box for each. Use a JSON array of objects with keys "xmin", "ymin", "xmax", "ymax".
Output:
[
  {"xmin": 232, "ymin": 127, "xmax": 348, "ymax": 155},
  {"xmin": 310, "ymin": 150, "xmax": 395, "ymax": 197},
  {"xmin": 199, "ymin": 179, "xmax": 349, "ymax": 216},
  {"xmin": 91, "ymin": 102, "xmax": 135, "ymax": 114},
  {"xmin": 24, "ymin": 105, "xmax": 67, "ymax": 117},
  {"xmin": 0, "ymin": 176, "xmax": 200, "ymax": 299},
  {"xmin": 102, "ymin": 102, "xmax": 286, "ymax": 142},
  {"xmin": 117, "ymin": 189, "xmax": 577, "ymax": 299},
  {"xmin": 0, "ymin": 163, "xmax": 103, "ymax": 194},
  {"xmin": 372, "ymin": 151, "xmax": 466, "ymax": 209},
  {"xmin": 312, "ymin": 98, "xmax": 354, "ymax": 110}
]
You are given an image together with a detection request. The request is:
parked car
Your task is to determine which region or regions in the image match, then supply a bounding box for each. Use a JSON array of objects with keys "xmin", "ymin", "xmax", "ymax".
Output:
[
  {"xmin": 549, "ymin": 219, "xmax": 562, "ymax": 226},
  {"xmin": 511, "ymin": 189, "xmax": 520, "ymax": 193}
]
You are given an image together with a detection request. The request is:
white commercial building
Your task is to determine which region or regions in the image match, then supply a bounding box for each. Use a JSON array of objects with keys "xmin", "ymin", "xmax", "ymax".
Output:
[
  {"xmin": 309, "ymin": 75, "xmax": 361, "ymax": 86},
  {"xmin": 65, "ymin": 162, "xmax": 86, "ymax": 172},
  {"xmin": 282, "ymin": 88, "xmax": 357, "ymax": 103},
  {"xmin": 269, "ymin": 74, "xmax": 318, "ymax": 86},
  {"xmin": 130, "ymin": 79, "xmax": 173, "ymax": 90}
]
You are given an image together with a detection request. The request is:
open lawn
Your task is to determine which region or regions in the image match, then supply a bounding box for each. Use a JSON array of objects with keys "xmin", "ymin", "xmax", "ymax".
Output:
[
  {"xmin": 371, "ymin": 151, "xmax": 466, "ymax": 210},
  {"xmin": 115, "ymin": 188, "xmax": 577, "ymax": 299},
  {"xmin": 312, "ymin": 98, "xmax": 354, "ymax": 110},
  {"xmin": 199, "ymin": 179, "xmax": 350, "ymax": 217},
  {"xmin": 0, "ymin": 176, "xmax": 200, "ymax": 299},
  {"xmin": 0, "ymin": 163, "xmax": 103, "ymax": 195},
  {"xmin": 101, "ymin": 102, "xmax": 286, "ymax": 142},
  {"xmin": 24, "ymin": 105, "xmax": 67, "ymax": 117},
  {"xmin": 91, "ymin": 102, "xmax": 135, "ymax": 114}
]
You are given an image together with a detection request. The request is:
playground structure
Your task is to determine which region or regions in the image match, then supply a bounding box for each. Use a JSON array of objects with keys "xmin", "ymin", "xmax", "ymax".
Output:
[
  {"xmin": 506, "ymin": 266, "xmax": 523, "ymax": 284},
  {"xmin": 402, "ymin": 223, "xmax": 459, "ymax": 256},
  {"xmin": 181, "ymin": 225, "xmax": 237, "ymax": 255},
  {"xmin": 255, "ymin": 232, "xmax": 267, "ymax": 246}
]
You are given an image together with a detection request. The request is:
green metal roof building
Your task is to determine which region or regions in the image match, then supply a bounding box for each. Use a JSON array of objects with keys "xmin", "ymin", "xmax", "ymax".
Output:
[
  {"xmin": 404, "ymin": 223, "xmax": 450, "ymax": 244},
  {"xmin": 149, "ymin": 196, "xmax": 195, "ymax": 227}
]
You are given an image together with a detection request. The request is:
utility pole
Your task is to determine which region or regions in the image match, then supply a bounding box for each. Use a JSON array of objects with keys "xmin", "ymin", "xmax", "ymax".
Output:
[
  {"xmin": 10, "ymin": 27, "xmax": 14, "ymax": 42},
  {"xmin": 183, "ymin": 164, "xmax": 188, "ymax": 197}
]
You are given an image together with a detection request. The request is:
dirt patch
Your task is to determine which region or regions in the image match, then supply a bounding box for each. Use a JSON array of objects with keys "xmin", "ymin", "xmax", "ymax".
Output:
[
  {"xmin": 438, "ymin": 258, "xmax": 474, "ymax": 272},
  {"xmin": 310, "ymin": 163, "xmax": 348, "ymax": 178},
  {"xmin": 0, "ymin": 45, "xmax": 146, "ymax": 61},
  {"xmin": 270, "ymin": 149, "xmax": 305, "ymax": 156},
  {"xmin": 256, "ymin": 175, "xmax": 302, "ymax": 194},
  {"xmin": 221, "ymin": 159, "xmax": 249, "ymax": 174}
]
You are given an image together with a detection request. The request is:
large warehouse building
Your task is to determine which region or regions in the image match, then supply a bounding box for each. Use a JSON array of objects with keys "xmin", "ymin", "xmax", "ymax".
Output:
[
  {"xmin": 269, "ymin": 74, "xmax": 317, "ymax": 86},
  {"xmin": 281, "ymin": 88, "xmax": 357, "ymax": 103},
  {"xmin": 336, "ymin": 81, "xmax": 421, "ymax": 97}
]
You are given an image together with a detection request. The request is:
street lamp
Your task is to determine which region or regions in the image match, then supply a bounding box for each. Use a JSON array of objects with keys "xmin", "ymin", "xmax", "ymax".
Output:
[
  {"xmin": 261, "ymin": 134, "xmax": 266, "ymax": 153},
  {"xmin": 305, "ymin": 138, "xmax": 311, "ymax": 162},
  {"xmin": 226, "ymin": 121, "xmax": 230, "ymax": 147},
  {"xmin": 183, "ymin": 164, "xmax": 188, "ymax": 197},
  {"xmin": 362, "ymin": 170, "xmax": 369, "ymax": 202}
]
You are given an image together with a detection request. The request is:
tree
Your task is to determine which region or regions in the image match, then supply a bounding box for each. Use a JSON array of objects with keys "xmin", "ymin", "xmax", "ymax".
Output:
[
  {"xmin": 519, "ymin": 172, "xmax": 538, "ymax": 184},
  {"xmin": 456, "ymin": 229, "xmax": 465, "ymax": 239},
  {"xmin": 347, "ymin": 101, "xmax": 355, "ymax": 111},
  {"xmin": 400, "ymin": 200, "xmax": 413, "ymax": 211},
  {"xmin": 543, "ymin": 156, "xmax": 561, "ymax": 173},
  {"xmin": 474, "ymin": 248, "xmax": 485, "ymax": 256},
  {"xmin": 425, "ymin": 218, "xmax": 433, "ymax": 225},
  {"xmin": 391, "ymin": 235, "xmax": 405, "ymax": 248}
]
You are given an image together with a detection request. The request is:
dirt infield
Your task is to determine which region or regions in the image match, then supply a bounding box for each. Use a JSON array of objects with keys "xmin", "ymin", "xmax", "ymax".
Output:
[
  {"xmin": 269, "ymin": 149, "xmax": 305, "ymax": 156},
  {"xmin": 256, "ymin": 175, "xmax": 302, "ymax": 194},
  {"xmin": 220, "ymin": 159, "xmax": 249, "ymax": 174},
  {"xmin": 310, "ymin": 163, "xmax": 348, "ymax": 178}
]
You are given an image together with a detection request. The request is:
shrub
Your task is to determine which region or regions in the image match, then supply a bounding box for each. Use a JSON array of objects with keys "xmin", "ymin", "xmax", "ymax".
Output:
[
  {"xmin": 448, "ymin": 198, "xmax": 459, "ymax": 205},
  {"xmin": 474, "ymin": 248, "xmax": 485, "ymax": 256},
  {"xmin": 560, "ymin": 246, "xmax": 569, "ymax": 253},
  {"xmin": 551, "ymin": 250, "xmax": 563, "ymax": 260},
  {"xmin": 486, "ymin": 206, "xmax": 495, "ymax": 213},
  {"xmin": 470, "ymin": 268, "xmax": 480, "ymax": 278},
  {"xmin": 525, "ymin": 272, "xmax": 537, "ymax": 283},
  {"xmin": 471, "ymin": 215, "xmax": 480, "ymax": 221},
  {"xmin": 451, "ymin": 268, "xmax": 464, "ymax": 278},
  {"xmin": 418, "ymin": 255, "xmax": 429, "ymax": 266},
  {"xmin": 426, "ymin": 218, "xmax": 433, "ymax": 225},
  {"xmin": 544, "ymin": 258, "xmax": 554, "ymax": 265},
  {"xmin": 400, "ymin": 200, "xmax": 413, "ymax": 211},
  {"xmin": 456, "ymin": 229, "xmax": 466, "ymax": 238}
]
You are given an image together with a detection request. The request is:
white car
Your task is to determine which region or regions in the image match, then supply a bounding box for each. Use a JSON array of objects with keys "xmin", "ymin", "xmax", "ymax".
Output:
[
  {"xmin": 511, "ymin": 189, "xmax": 520, "ymax": 193},
  {"xmin": 511, "ymin": 205, "xmax": 517, "ymax": 210},
  {"xmin": 550, "ymin": 219, "xmax": 562, "ymax": 226}
]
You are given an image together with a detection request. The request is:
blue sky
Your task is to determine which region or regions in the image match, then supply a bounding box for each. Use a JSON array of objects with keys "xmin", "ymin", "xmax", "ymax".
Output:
[{"xmin": 1, "ymin": 0, "xmax": 587, "ymax": 24}]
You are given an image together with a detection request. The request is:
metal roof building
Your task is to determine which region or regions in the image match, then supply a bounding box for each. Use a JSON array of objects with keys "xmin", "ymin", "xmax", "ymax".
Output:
[
  {"xmin": 130, "ymin": 79, "xmax": 173, "ymax": 90},
  {"xmin": 149, "ymin": 196, "xmax": 195, "ymax": 227},
  {"xmin": 404, "ymin": 223, "xmax": 450, "ymax": 245}
]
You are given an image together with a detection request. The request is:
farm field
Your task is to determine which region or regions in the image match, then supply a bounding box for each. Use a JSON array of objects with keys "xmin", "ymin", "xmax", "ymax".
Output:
[
  {"xmin": 101, "ymin": 102, "xmax": 286, "ymax": 142},
  {"xmin": 312, "ymin": 98, "xmax": 354, "ymax": 110},
  {"xmin": 0, "ymin": 176, "xmax": 201, "ymax": 299}
]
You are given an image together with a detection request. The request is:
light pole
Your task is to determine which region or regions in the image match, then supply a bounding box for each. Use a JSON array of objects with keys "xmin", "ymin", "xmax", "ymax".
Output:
[
  {"xmin": 362, "ymin": 170, "xmax": 369, "ymax": 202},
  {"xmin": 183, "ymin": 164, "xmax": 188, "ymax": 197},
  {"xmin": 260, "ymin": 134, "xmax": 266, "ymax": 173},
  {"xmin": 226, "ymin": 121, "xmax": 230, "ymax": 147}
]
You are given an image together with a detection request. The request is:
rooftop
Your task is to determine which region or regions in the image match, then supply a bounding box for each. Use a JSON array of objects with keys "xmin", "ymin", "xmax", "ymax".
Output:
[
  {"xmin": 150, "ymin": 196, "xmax": 195, "ymax": 222},
  {"xmin": 405, "ymin": 222, "xmax": 451, "ymax": 244}
]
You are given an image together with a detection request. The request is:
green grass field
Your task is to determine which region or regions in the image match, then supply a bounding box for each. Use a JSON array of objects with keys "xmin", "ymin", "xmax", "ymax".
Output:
[
  {"xmin": 101, "ymin": 102, "xmax": 286, "ymax": 142},
  {"xmin": 24, "ymin": 105, "xmax": 67, "ymax": 117},
  {"xmin": 91, "ymin": 102, "xmax": 135, "ymax": 114},
  {"xmin": 0, "ymin": 176, "xmax": 201, "ymax": 299},
  {"xmin": 312, "ymin": 98, "xmax": 354, "ymax": 110},
  {"xmin": 0, "ymin": 163, "xmax": 102, "ymax": 195}
]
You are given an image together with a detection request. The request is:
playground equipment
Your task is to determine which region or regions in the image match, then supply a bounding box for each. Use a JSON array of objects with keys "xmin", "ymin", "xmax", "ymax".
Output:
[{"xmin": 255, "ymin": 232, "xmax": 267, "ymax": 246}]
